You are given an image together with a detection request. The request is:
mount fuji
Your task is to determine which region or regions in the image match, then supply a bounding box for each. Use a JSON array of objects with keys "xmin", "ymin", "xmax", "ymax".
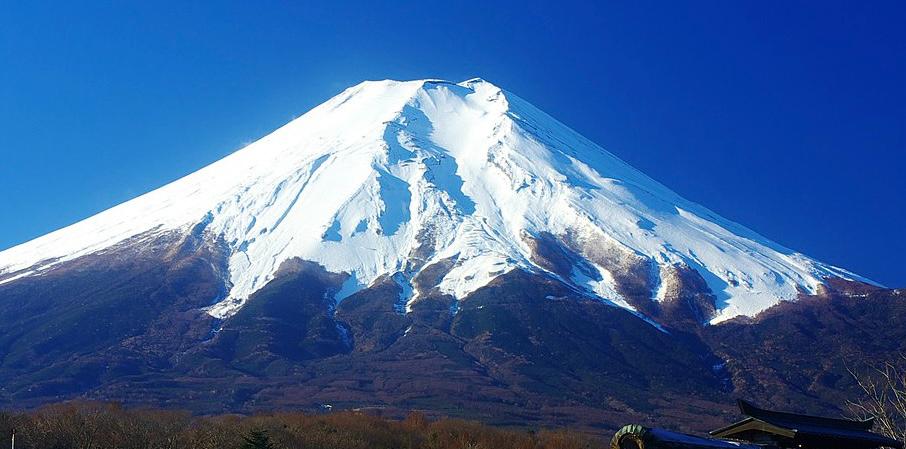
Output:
[{"xmin": 0, "ymin": 79, "xmax": 901, "ymax": 430}]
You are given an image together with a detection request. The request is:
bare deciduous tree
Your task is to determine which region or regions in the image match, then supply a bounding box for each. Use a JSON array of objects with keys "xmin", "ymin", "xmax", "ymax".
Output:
[
  {"xmin": 847, "ymin": 356, "xmax": 906, "ymax": 446},
  {"xmin": 0, "ymin": 402, "xmax": 600, "ymax": 449}
]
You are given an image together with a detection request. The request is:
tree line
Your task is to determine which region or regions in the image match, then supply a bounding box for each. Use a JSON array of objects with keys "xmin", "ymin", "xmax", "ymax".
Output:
[{"xmin": 0, "ymin": 402, "xmax": 599, "ymax": 449}]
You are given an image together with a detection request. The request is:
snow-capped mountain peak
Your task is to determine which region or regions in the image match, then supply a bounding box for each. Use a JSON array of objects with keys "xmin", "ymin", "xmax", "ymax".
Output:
[{"xmin": 0, "ymin": 78, "xmax": 870, "ymax": 323}]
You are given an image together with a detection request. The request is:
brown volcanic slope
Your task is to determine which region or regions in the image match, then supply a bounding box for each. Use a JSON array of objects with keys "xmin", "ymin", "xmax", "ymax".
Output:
[{"xmin": 0, "ymin": 231, "xmax": 902, "ymax": 434}]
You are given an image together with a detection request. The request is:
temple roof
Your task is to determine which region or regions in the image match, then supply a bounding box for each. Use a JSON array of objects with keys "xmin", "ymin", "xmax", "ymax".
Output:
[{"xmin": 710, "ymin": 400, "xmax": 903, "ymax": 449}]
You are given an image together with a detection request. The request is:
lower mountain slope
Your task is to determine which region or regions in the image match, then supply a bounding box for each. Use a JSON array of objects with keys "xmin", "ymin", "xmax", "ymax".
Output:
[{"xmin": 0, "ymin": 232, "xmax": 901, "ymax": 433}]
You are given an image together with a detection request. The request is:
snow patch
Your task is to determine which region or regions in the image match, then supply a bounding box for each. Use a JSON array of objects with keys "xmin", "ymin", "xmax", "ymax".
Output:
[{"xmin": 0, "ymin": 78, "xmax": 874, "ymax": 324}]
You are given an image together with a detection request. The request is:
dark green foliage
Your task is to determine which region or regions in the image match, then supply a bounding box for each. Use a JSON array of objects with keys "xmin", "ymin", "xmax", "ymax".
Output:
[{"xmin": 242, "ymin": 429, "xmax": 275, "ymax": 449}]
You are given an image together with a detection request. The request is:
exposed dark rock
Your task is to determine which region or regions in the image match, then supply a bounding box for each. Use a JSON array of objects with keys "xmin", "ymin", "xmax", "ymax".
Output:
[
  {"xmin": 196, "ymin": 258, "xmax": 350, "ymax": 375},
  {"xmin": 703, "ymin": 286, "xmax": 906, "ymax": 415},
  {"xmin": 0, "ymin": 230, "xmax": 902, "ymax": 433},
  {"xmin": 656, "ymin": 263, "xmax": 717, "ymax": 326},
  {"xmin": 0, "ymin": 230, "xmax": 228, "ymax": 401},
  {"xmin": 336, "ymin": 275, "xmax": 410, "ymax": 353}
]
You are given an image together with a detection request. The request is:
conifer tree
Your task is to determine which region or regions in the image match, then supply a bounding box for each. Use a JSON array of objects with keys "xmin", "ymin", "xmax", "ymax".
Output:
[{"xmin": 241, "ymin": 429, "xmax": 275, "ymax": 449}]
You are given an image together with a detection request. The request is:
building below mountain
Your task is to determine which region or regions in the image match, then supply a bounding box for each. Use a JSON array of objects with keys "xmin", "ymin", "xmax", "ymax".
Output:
[{"xmin": 611, "ymin": 400, "xmax": 904, "ymax": 449}]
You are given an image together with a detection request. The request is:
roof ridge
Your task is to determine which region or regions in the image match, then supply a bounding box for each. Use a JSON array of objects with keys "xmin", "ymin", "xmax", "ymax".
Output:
[{"xmin": 736, "ymin": 399, "xmax": 875, "ymax": 431}]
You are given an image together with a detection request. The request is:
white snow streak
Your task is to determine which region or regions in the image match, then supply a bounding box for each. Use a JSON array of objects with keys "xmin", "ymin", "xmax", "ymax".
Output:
[{"xmin": 0, "ymin": 78, "xmax": 873, "ymax": 322}]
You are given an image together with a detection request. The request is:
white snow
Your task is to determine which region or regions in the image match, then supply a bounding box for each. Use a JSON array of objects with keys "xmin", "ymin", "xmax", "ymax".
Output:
[{"xmin": 0, "ymin": 78, "xmax": 874, "ymax": 323}]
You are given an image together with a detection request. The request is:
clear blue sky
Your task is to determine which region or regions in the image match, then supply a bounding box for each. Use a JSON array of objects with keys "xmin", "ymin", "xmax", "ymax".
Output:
[{"xmin": 1, "ymin": 1, "xmax": 904, "ymax": 286}]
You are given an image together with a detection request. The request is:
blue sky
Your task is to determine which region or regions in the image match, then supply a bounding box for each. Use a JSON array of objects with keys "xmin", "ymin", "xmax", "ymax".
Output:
[{"xmin": 1, "ymin": 1, "xmax": 904, "ymax": 285}]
